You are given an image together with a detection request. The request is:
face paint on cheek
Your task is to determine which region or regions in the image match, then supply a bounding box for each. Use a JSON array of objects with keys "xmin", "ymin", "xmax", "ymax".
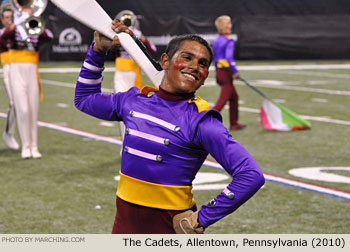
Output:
[
  {"xmin": 200, "ymin": 68, "xmax": 208, "ymax": 77},
  {"xmin": 173, "ymin": 59, "xmax": 186, "ymax": 70}
]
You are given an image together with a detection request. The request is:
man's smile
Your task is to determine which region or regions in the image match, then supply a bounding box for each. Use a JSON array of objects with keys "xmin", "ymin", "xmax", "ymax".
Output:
[{"xmin": 181, "ymin": 71, "xmax": 199, "ymax": 81}]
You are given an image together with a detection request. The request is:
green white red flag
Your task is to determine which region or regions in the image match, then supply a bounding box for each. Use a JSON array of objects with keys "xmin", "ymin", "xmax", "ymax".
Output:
[{"xmin": 260, "ymin": 98, "xmax": 312, "ymax": 131}]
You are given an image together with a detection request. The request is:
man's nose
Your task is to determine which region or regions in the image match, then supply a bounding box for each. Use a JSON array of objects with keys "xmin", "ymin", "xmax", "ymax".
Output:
[{"xmin": 188, "ymin": 60, "xmax": 199, "ymax": 72}]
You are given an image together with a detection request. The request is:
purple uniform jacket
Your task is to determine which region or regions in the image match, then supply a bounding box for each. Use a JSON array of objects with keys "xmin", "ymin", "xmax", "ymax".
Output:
[
  {"xmin": 75, "ymin": 44, "xmax": 265, "ymax": 227},
  {"xmin": 212, "ymin": 34, "xmax": 239, "ymax": 74}
]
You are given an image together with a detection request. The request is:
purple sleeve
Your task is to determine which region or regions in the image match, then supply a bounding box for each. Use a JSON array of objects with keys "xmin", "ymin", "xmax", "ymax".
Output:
[
  {"xmin": 225, "ymin": 39, "xmax": 239, "ymax": 74},
  {"xmin": 195, "ymin": 115, "xmax": 265, "ymax": 227},
  {"xmin": 74, "ymin": 44, "xmax": 124, "ymax": 121}
]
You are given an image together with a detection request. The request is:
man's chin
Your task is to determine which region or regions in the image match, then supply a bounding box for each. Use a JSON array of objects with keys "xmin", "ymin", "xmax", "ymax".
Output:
[{"xmin": 175, "ymin": 83, "xmax": 199, "ymax": 94}]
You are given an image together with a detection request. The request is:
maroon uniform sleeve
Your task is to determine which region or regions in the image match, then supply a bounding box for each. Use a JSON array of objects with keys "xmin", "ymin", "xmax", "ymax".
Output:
[
  {"xmin": 0, "ymin": 26, "xmax": 15, "ymax": 41},
  {"xmin": 38, "ymin": 29, "xmax": 54, "ymax": 46}
]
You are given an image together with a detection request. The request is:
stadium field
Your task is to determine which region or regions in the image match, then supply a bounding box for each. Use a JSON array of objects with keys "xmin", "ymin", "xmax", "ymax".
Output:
[{"xmin": 0, "ymin": 60, "xmax": 349, "ymax": 234}]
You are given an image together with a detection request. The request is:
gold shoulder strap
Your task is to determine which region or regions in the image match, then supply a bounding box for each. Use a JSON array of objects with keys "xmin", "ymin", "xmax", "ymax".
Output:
[
  {"xmin": 140, "ymin": 85, "xmax": 158, "ymax": 95},
  {"xmin": 188, "ymin": 96, "xmax": 210, "ymax": 113}
]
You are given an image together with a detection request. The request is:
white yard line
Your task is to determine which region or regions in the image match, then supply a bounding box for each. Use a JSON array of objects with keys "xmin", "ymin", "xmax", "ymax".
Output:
[
  {"xmin": 231, "ymin": 64, "xmax": 350, "ymax": 71},
  {"xmin": 37, "ymin": 63, "xmax": 350, "ymax": 96},
  {"xmin": 236, "ymin": 83, "xmax": 350, "ymax": 96},
  {"xmin": 1, "ymin": 111, "xmax": 348, "ymax": 201},
  {"xmin": 39, "ymin": 79, "xmax": 350, "ymax": 126},
  {"xmin": 41, "ymin": 79, "xmax": 113, "ymax": 93},
  {"xmin": 203, "ymin": 78, "xmax": 350, "ymax": 96},
  {"xmin": 41, "ymin": 77, "xmax": 350, "ymax": 98},
  {"xmin": 206, "ymin": 102, "xmax": 350, "ymax": 126},
  {"xmin": 2, "ymin": 64, "xmax": 350, "ymax": 74},
  {"xmin": 203, "ymin": 160, "xmax": 350, "ymax": 201},
  {"xmin": 35, "ymin": 64, "xmax": 350, "ymax": 73},
  {"xmin": 34, "ymin": 62, "xmax": 350, "ymax": 127},
  {"xmin": 269, "ymin": 69, "xmax": 350, "ymax": 79},
  {"xmin": 38, "ymin": 67, "xmax": 116, "ymax": 73}
]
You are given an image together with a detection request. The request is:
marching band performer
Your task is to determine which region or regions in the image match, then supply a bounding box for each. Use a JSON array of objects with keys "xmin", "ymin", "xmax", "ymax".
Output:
[
  {"xmin": 75, "ymin": 20, "xmax": 265, "ymax": 233},
  {"xmin": 212, "ymin": 15, "xmax": 246, "ymax": 130},
  {"xmin": 0, "ymin": 5, "xmax": 53, "ymax": 158},
  {"xmin": 1, "ymin": 4, "xmax": 19, "ymax": 150},
  {"xmin": 113, "ymin": 10, "xmax": 157, "ymax": 144}
]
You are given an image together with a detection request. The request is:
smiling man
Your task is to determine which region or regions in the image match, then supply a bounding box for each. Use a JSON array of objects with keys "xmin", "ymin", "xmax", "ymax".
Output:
[{"xmin": 74, "ymin": 20, "xmax": 265, "ymax": 234}]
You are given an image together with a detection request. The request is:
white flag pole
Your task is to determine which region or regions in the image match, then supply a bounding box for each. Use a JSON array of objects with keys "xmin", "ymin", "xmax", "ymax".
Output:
[{"xmin": 50, "ymin": 0, "xmax": 164, "ymax": 87}]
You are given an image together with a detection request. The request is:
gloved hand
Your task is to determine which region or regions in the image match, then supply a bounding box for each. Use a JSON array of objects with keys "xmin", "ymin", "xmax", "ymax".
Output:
[
  {"xmin": 93, "ymin": 31, "xmax": 115, "ymax": 53},
  {"xmin": 93, "ymin": 19, "xmax": 134, "ymax": 53},
  {"xmin": 233, "ymin": 72, "xmax": 241, "ymax": 79},
  {"xmin": 173, "ymin": 210, "xmax": 205, "ymax": 234}
]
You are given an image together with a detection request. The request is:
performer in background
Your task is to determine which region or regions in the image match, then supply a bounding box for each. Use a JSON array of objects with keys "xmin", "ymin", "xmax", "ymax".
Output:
[
  {"xmin": 212, "ymin": 15, "xmax": 246, "ymax": 130},
  {"xmin": 75, "ymin": 20, "xmax": 265, "ymax": 234},
  {"xmin": 113, "ymin": 10, "xmax": 157, "ymax": 144},
  {"xmin": 0, "ymin": 4, "xmax": 19, "ymax": 150},
  {"xmin": 0, "ymin": 6, "xmax": 53, "ymax": 158}
]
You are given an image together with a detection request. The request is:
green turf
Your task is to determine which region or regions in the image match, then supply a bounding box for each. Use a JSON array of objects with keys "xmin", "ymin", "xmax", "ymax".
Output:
[{"xmin": 1, "ymin": 60, "xmax": 349, "ymax": 233}]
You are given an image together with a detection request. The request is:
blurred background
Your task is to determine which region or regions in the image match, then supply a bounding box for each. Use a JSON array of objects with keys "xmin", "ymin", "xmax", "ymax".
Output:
[{"xmin": 32, "ymin": 0, "xmax": 350, "ymax": 61}]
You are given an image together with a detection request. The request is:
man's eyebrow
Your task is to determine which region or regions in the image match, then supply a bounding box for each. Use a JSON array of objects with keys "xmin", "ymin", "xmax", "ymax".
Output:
[
  {"xmin": 180, "ymin": 51, "xmax": 210, "ymax": 62},
  {"xmin": 180, "ymin": 51, "xmax": 196, "ymax": 56}
]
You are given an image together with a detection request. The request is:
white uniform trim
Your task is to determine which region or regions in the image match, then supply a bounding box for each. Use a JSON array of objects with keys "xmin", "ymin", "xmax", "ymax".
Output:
[
  {"xmin": 223, "ymin": 187, "xmax": 235, "ymax": 199},
  {"xmin": 77, "ymin": 76, "xmax": 102, "ymax": 85},
  {"xmin": 83, "ymin": 61, "xmax": 104, "ymax": 72},
  {"xmin": 127, "ymin": 128, "xmax": 168, "ymax": 145},
  {"xmin": 132, "ymin": 111, "xmax": 179, "ymax": 131},
  {"xmin": 125, "ymin": 146, "xmax": 158, "ymax": 161}
]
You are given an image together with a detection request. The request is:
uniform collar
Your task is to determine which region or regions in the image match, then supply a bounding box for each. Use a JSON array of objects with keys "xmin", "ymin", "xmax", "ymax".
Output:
[{"xmin": 157, "ymin": 86, "xmax": 195, "ymax": 101}]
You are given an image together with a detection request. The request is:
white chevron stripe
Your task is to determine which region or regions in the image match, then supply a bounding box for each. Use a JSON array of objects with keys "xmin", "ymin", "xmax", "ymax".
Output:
[
  {"xmin": 83, "ymin": 62, "xmax": 104, "ymax": 72},
  {"xmin": 127, "ymin": 128, "xmax": 166, "ymax": 145},
  {"xmin": 132, "ymin": 111, "xmax": 179, "ymax": 131},
  {"xmin": 77, "ymin": 76, "xmax": 102, "ymax": 85}
]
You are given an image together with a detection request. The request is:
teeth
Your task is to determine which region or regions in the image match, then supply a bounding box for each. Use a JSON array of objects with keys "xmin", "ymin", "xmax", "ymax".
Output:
[{"xmin": 183, "ymin": 73, "xmax": 196, "ymax": 80}]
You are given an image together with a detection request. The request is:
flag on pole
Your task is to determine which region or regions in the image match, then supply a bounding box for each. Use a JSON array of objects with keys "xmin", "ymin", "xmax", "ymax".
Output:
[
  {"xmin": 260, "ymin": 98, "xmax": 311, "ymax": 131},
  {"xmin": 238, "ymin": 78, "xmax": 311, "ymax": 131}
]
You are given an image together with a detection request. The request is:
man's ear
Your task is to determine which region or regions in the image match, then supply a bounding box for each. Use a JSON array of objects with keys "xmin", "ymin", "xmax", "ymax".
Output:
[{"xmin": 160, "ymin": 53, "xmax": 170, "ymax": 70}]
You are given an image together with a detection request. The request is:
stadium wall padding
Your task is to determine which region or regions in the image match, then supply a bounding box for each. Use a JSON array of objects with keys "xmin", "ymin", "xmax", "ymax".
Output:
[{"xmin": 38, "ymin": 0, "xmax": 350, "ymax": 61}]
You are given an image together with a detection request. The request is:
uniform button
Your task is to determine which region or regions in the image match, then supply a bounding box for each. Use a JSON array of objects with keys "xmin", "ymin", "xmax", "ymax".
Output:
[
  {"xmin": 156, "ymin": 155, "xmax": 163, "ymax": 162},
  {"xmin": 164, "ymin": 139, "xmax": 170, "ymax": 145},
  {"xmin": 210, "ymin": 200, "xmax": 216, "ymax": 206},
  {"xmin": 124, "ymin": 146, "xmax": 129, "ymax": 153},
  {"xmin": 227, "ymin": 192, "xmax": 235, "ymax": 200},
  {"xmin": 174, "ymin": 126, "xmax": 180, "ymax": 132},
  {"xmin": 125, "ymin": 128, "xmax": 130, "ymax": 135},
  {"xmin": 129, "ymin": 110, "xmax": 134, "ymax": 117}
]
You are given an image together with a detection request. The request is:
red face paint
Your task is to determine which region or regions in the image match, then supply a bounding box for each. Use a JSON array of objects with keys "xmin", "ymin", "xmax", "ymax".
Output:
[
  {"xmin": 199, "ymin": 68, "xmax": 208, "ymax": 77},
  {"xmin": 173, "ymin": 59, "xmax": 186, "ymax": 70}
]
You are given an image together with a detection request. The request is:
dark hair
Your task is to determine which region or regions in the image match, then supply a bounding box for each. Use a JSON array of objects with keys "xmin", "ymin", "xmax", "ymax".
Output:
[
  {"xmin": 1, "ymin": 8, "xmax": 13, "ymax": 18},
  {"xmin": 165, "ymin": 34, "xmax": 213, "ymax": 65}
]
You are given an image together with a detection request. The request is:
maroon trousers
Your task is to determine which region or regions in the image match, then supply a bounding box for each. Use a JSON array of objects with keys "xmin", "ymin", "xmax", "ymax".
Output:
[
  {"xmin": 213, "ymin": 68, "xmax": 239, "ymax": 127},
  {"xmin": 112, "ymin": 197, "xmax": 197, "ymax": 234}
]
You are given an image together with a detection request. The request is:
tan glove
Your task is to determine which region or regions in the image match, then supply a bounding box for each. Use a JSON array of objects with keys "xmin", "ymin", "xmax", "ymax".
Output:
[
  {"xmin": 173, "ymin": 210, "xmax": 205, "ymax": 234},
  {"xmin": 93, "ymin": 19, "xmax": 135, "ymax": 53},
  {"xmin": 93, "ymin": 31, "xmax": 115, "ymax": 53}
]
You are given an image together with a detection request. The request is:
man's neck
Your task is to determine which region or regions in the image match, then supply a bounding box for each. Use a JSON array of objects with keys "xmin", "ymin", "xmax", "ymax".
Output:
[{"xmin": 157, "ymin": 86, "xmax": 195, "ymax": 101}]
